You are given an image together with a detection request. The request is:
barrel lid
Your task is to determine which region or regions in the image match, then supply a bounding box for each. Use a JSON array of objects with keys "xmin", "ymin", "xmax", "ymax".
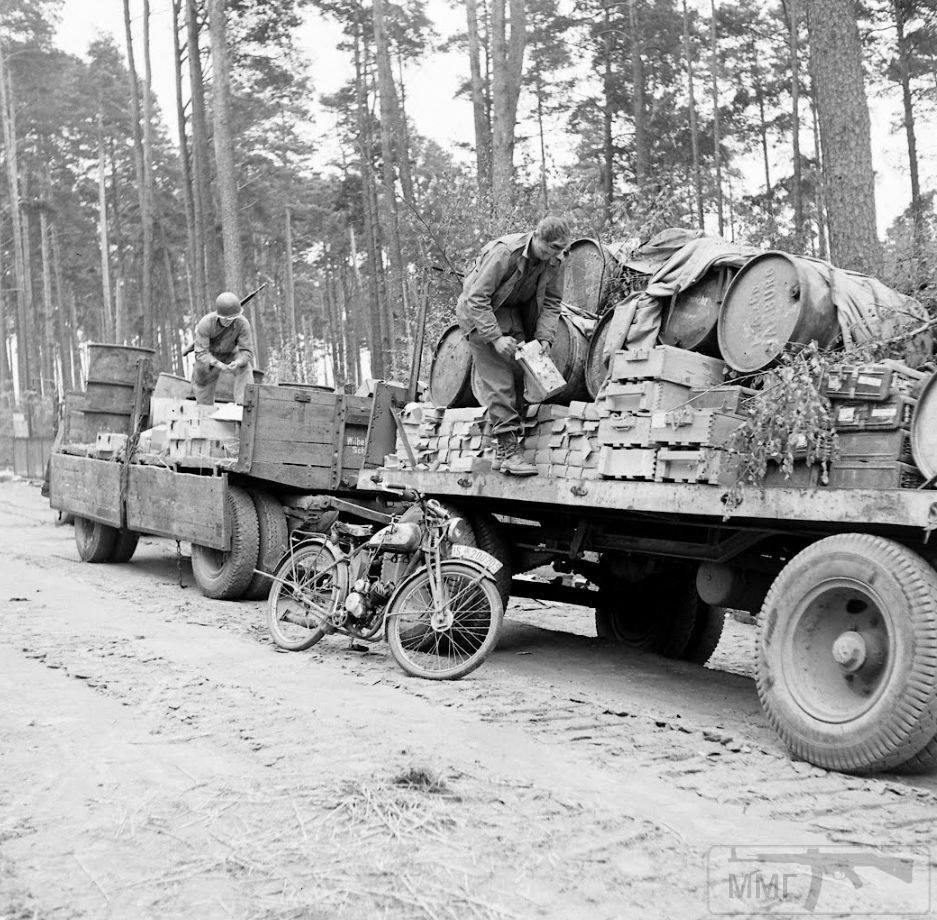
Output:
[
  {"xmin": 911, "ymin": 372, "xmax": 937, "ymax": 478},
  {"xmin": 585, "ymin": 307, "xmax": 616, "ymax": 399},
  {"xmin": 661, "ymin": 271, "xmax": 727, "ymax": 355},
  {"xmin": 718, "ymin": 252, "xmax": 803, "ymax": 373}
]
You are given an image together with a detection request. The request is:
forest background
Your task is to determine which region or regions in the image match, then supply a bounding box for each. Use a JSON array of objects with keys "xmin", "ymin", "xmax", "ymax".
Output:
[{"xmin": 0, "ymin": 0, "xmax": 935, "ymax": 401}]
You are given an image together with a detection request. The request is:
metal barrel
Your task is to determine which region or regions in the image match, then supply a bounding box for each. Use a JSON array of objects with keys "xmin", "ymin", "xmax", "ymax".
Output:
[
  {"xmin": 214, "ymin": 368, "xmax": 265, "ymax": 402},
  {"xmin": 86, "ymin": 343, "xmax": 157, "ymax": 385},
  {"xmin": 660, "ymin": 266, "xmax": 736, "ymax": 358},
  {"xmin": 79, "ymin": 411, "xmax": 134, "ymax": 440},
  {"xmin": 153, "ymin": 372, "xmax": 193, "ymax": 399},
  {"xmin": 911, "ymin": 371, "xmax": 937, "ymax": 479},
  {"xmin": 429, "ymin": 324, "xmax": 478, "ymax": 408},
  {"xmin": 717, "ymin": 252, "xmax": 838, "ymax": 372},
  {"xmin": 562, "ymin": 238, "xmax": 620, "ymax": 316},
  {"xmin": 550, "ymin": 312, "xmax": 594, "ymax": 405},
  {"xmin": 585, "ymin": 307, "xmax": 616, "ymax": 399}
]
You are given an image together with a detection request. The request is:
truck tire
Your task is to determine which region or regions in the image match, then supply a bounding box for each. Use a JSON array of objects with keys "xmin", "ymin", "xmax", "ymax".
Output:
[
  {"xmin": 110, "ymin": 530, "xmax": 140, "ymax": 563},
  {"xmin": 468, "ymin": 512, "xmax": 512, "ymax": 608},
  {"xmin": 191, "ymin": 486, "xmax": 260, "ymax": 600},
  {"xmin": 74, "ymin": 516, "xmax": 118, "ymax": 563},
  {"xmin": 757, "ymin": 533, "xmax": 937, "ymax": 774},
  {"xmin": 244, "ymin": 491, "xmax": 289, "ymax": 600},
  {"xmin": 681, "ymin": 606, "xmax": 726, "ymax": 665},
  {"xmin": 595, "ymin": 567, "xmax": 698, "ymax": 658}
]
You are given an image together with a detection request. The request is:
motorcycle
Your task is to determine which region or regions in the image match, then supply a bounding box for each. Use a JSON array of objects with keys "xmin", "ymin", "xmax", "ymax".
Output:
[{"xmin": 265, "ymin": 490, "xmax": 504, "ymax": 680}]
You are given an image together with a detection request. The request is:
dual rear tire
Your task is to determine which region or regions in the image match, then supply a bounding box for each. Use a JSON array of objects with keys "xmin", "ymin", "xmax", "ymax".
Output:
[{"xmin": 74, "ymin": 517, "xmax": 140, "ymax": 564}]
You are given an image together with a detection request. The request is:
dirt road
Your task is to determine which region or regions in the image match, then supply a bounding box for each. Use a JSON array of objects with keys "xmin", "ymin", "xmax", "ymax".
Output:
[{"xmin": 1, "ymin": 479, "xmax": 935, "ymax": 919}]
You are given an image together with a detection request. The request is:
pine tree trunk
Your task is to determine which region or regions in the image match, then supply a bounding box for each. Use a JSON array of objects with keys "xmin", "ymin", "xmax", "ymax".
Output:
[
  {"xmin": 393, "ymin": 52, "xmax": 415, "ymax": 205},
  {"xmin": 627, "ymin": 0, "xmax": 649, "ymax": 189},
  {"xmin": 710, "ymin": 0, "xmax": 724, "ymax": 235},
  {"xmin": 757, "ymin": 82, "xmax": 772, "ymax": 206},
  {"xmin": 601, "ymin": 3, "xmax": 615, "ymax": 212},
  {"xmin": 20, "ymin": 206, "xmax": 40, "ymax": 390},
  {"xmin": 787, "ymin": 0, "xmax": 805, "ymax": 249},
  {"xmin": 284, "ymin": 207, "xmax": 297, "ymax": 377},
  {"xmin": 172, "ymin": 0, "xmax": 201, "ymax": 318},
  {"xmin": 353, "ymin": 30, "xmax": 386, "ymax": 378},
  {"xmin": 50, "ymin": 225, "xmax": 78, "ymax": 390},
  {"xmin": 805, "ymin": 0, "xmax": 881, "ymax": 272},
  {"xmin": 123, "ymin": 0, "xmax": 155, "ymax": 346},
  {"xmin": 466, "ymin": 0, "xmax": 493, "ymax": 194},
  {"xmin": 207, "ymin": 0, "xmax": 242, "ymax": 292},
  {"xmin": 490, "ymin": 0, "xmax": 526, "ymax": 203},
  {"xmin": 892, "ymin": 0, "xmax": 922, "ymax": 280},
  {"xmin": 186, "ymin": 0, "xmax": 220, "ymax": 300},
  {"xmin": 338, "ymin": 263, "xmax": 359, "ymax": 387},
  {"xmin": 97, "ymin": 116, "xmax": 114, "ymax": 340},
  {"xmin": 0, "ymin": 51, "xmax": 31, "ymax": 394},
  {"xmin": 371, "ymin": 0, "xmax": 404, "ymax": 361},
  {"xmin": 809, "ymin": 83, "xmax": 829, "ymax": 258},
  {"xmin": 142, "ymin": 0, "xmax": 160, "ymax": 350},
  {"xmin": 0, "ymin": 233, "xmax": 8, "ymax": 394},
  {"xmin": 39, "ymin": 208, "xmax": 56, "ymax": 394},
  {"xmin": 683, "ymin": 0, "xmax": 703, "ymax": 227}
]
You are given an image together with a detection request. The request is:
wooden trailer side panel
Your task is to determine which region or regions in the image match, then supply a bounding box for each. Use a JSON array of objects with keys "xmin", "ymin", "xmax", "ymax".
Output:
[
  {"xmin": 126, "ymin": 465, "xmax": 229, "ymax": 550},
  {"xmin": 49, "ymin": 454, "xmax": 123, "ymax": 527}
]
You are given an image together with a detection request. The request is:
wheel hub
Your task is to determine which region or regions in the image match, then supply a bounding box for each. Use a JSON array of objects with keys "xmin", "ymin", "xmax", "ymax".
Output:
[{"xmin": 832, "ymin": 630, "xmax": 867, "ymax": 672}]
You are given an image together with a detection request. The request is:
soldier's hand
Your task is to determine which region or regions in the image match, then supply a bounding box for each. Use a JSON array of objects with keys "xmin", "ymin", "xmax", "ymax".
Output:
[
  {"xmin": 493, "ymin": 335, "xmax": 518, "ymax": 359},
  {"xmin": 537, "ymin": 339, "xmax": 551, "ymax": 355}
]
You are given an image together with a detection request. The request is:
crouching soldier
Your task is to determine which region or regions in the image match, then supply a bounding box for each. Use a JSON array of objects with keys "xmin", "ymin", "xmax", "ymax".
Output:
[
  {"xmin": 191, "ymin": 291, "xmax": 255, "ymax": 405},
  {"xmin": 455, "ymin": 215, "xmax": 570, "ymax": 475}
]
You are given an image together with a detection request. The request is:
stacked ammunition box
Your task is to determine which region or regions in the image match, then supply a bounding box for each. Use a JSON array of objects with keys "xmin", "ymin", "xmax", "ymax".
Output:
[
  {"xmin": 596, "ymin": 345, "xmax": 743, "ymax": 484},
  {"xmin": 515, "ymin": 401, "xmax": 602, "ymax": 478},
  {"xmin": 823, "ymin": 363, "xmax": 924, "ymax": 490}
]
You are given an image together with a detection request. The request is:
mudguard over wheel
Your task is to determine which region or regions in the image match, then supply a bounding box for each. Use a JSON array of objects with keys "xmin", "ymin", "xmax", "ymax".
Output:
[
  {"xmin": 757, "ymin": 533, "xmax": 937, "ymax": 774},
  {"xmin": 191, "ymin": 486, "xmax": 260, "ymax": 600},
  {"xmin": 595, "ymin": 566, "xmax": 699, "ymax": 658},
  {"xmin": 74, "ymin": 517, "xmax": 118, "ymax": 563},
  {"xmin": 266, "ymin": 538, "xmax": 348, "ymax": 651},
  {"xmin": 386, "ymin": 560, "xmax": 503, "ymax": 680},
  {"xmin": 244, "ymin": 491, "xmax": 289, "ymax": 600},
  {"xmin": 110, "ymin": 530, "xmax": 140, "ymax": 563}
]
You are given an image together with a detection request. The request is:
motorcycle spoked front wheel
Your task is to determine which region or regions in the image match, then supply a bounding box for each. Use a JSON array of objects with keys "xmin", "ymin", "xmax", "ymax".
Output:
[
  {"xmin": 266, "ymin": 539, "xmax": 349, "ymax": 651},
  {"xmin": 385, "ymin": 560, "xmax": 503, "ymax": 680}
]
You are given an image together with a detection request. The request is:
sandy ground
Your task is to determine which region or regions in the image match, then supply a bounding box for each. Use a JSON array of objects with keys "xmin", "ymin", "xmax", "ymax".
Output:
[{"xmin": 1, "ymin": 478, "xmax": 936, "ymax": 919}]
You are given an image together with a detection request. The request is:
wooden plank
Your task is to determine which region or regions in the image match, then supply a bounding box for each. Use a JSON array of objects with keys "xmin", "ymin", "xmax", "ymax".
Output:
[
  {"xmin": 244, "ymin": 460, "xmax": 333, "ymax": 491},
  {"xmin": 361, "ymin": 468, "xmax": 937, "ymax": 531},
  {"xmin": 125, "ymin": 465, "xmax": 229, "ymax": 549},
  {"xmin": 49, "ymin": 454, "xmax": 122, "ymax": 526}
]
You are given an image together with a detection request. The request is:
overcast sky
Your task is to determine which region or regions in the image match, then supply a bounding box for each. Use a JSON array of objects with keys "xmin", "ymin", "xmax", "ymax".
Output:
[{"xmin": 55, "ymin": 0, "xmax": 930, "ymax": 237}]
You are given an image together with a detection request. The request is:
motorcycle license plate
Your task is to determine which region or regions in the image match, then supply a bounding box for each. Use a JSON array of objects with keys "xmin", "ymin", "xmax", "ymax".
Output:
[{"xmin": 450, "ymin": 544, "xmax": 503, "ymax": 573}]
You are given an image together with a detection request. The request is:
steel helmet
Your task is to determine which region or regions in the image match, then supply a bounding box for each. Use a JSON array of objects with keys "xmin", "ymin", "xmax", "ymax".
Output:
[{"xmin": 215, "ymin": 291, "xmax": 242, "ymax": 317}]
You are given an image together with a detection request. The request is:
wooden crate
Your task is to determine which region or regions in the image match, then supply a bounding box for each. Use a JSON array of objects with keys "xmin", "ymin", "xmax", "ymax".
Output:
[
  {"xmin": 822, "ymin": 363, "xmax": 918, "ymax": 402},
  {"xmin": 598, "ymin": 414, "xmax": 653, "ymax": 447},
  {"xmin": 602, "ymin": 381, "xmax": 692, "ymax": 414},
  {"xmin": 826, "ymin": 460, "xmax": 923, "ymax": 491},
  {"xmin": 236, "ymin": 381, "xmax": 406, "ymax": 490},
  {"xmin": 649, "ymin": 408, "xmax": 742, "ymax": 448},
  {"xmin": 762, "ymin": 462, "xmax": 821, "ymax": 489},
  {"xmin": 836, "ymin": 429, "xmax": 914, "ymax": 464},
  {"xmin": 833, "ymin": 395, "xmax": 916, "ymax": 431},
  {"xmin": 686, "ymin": 385, "xmax": 755, "ymax": 414},
  {"xmin": 610, "ymin": 345, "xmax": 726, "ymax": 387},
  {"xmin": 598, "ymin": 446, "xmax": 657, "ymax": 480},
  {"xmin": 654, "ymin": 448, "xmax": 736, "ymax": 485}
]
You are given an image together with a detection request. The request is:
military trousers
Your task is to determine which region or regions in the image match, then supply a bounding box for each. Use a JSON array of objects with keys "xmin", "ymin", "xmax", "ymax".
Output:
[
  {"xmin": 192, "ymin": 361, "xmax": 254, "ymax": 406},
  {"xmin": 467, "ymin": 308, "xmax": 526, "ymax": 437}
]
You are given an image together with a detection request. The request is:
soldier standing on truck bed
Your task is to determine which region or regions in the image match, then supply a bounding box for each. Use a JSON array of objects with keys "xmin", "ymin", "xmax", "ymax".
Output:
[
  {"xmin": 456, "ymin": 215, "xmax": 570, "ymax": 476},
  {"xmin": 191, "ymin": 292, "xmax": 255, "ymax": 405}
]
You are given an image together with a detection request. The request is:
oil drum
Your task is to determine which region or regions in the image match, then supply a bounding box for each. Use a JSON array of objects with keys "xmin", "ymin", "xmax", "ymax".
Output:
[
  {"xmin": 563, "ymin": 239, "xmax": 619, "ymax": 315},
  {"xmin": 717, "ymin": 252, "xmax": 838, "ymax": 373},
  {"xmin": 428, "ymin": 324, "xmax": 478, "ymax": 408},
  {"xmin": 86, "ymin": 343, "xmax": 157, "ymax": 385},
  {"xmin": 911, "ymin": 371, "xmax": 937, "ymax": 479},
  {"xmin": 549, "ymin": 313, "xmax": 594, "ymax": 405},
  {"xmin": 660, "ymin": 266, "xmax": 735, "ymax": 358}
]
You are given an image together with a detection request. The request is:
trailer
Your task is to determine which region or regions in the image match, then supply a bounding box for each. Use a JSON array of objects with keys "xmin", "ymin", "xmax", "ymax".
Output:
[{"xmin": 47, "ymin": 366, "xmax": 937, "ymax": 775}]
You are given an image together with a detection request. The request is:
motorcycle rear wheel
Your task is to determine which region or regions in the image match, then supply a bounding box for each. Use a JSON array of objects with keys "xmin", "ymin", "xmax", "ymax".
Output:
[
  {"xmin": 266, "ymin": 539, "xmax": 348, "ymax": 651},
  {"xmin": 386, "ymin": 560, "xmax": 503, "ymax": 680}
]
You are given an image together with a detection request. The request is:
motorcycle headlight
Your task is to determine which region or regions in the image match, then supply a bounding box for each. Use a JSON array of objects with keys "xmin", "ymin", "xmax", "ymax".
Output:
[{"xmin": 446, "ymin": 516, "xmax": 472, "ymax": 544}]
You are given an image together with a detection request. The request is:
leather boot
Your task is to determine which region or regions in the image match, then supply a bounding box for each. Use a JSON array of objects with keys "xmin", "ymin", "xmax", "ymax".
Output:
[{"xmin": 494, "ymin": 432, "xmax": 538, "ymax": 477}]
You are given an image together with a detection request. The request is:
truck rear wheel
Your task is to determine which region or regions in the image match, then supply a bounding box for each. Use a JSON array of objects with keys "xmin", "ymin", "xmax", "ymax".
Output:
[
  {"xmin": 110, "ymin": 530, "xmax": 140, "ymax": 563},
  {"xmin": 467, "ymin": 511, "xmax": 512, "ymax": 608},
  {"xmin": 682, "ymin": 605, "xmax": 726, "ymax": 664},
  {"xmin": 74, "ymin": 516, "xmax": 118, "ymax": 563},
  {"xmin": 244, "ymin": 491, "xmax": 288, "ymax": 600},
  {"xmin": 191, "ymin": 486, "xmax": 260, "ymax": 600},
  {"xmin": 595, "ymin": 566, "xmax": 698, "ymax": 658},
  {"xmin": 757, "ymin": 533, "xmax": 937, "ymax": 774}
]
